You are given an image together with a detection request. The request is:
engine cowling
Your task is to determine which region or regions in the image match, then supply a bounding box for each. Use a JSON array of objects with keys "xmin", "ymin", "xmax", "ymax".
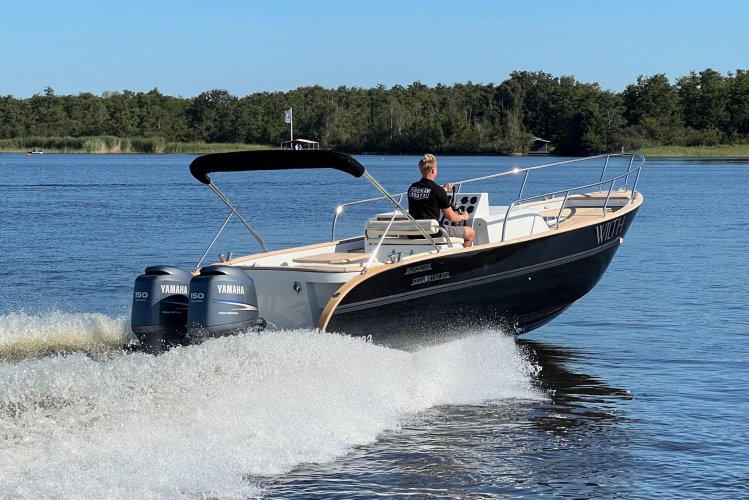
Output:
[
  {"xmin": 130, "ymin": 265, "xmax": 192, "ymax": 351},
  {"xmin": 186, "ymin": 265, "xmax": 263, "ymax": 341}
]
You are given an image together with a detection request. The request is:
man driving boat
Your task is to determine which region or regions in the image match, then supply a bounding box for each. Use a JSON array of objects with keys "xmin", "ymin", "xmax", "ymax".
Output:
[{"xmin": 407, "ymin": 154, "xmax": 475, "ymax": 248}]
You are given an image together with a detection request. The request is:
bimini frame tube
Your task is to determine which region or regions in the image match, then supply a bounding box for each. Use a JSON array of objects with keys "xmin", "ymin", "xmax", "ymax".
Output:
[
  {"xmin": 194, "ymin": 210, "xmax": 235, "ymax": 272},
  {"xmin": 201, "ymin": 181, "xmax": 269, "ymax": 257}
]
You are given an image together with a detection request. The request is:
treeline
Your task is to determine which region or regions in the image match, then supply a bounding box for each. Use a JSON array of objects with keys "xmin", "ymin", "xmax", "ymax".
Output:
[{"xmin": 1, "ymin": 68, "xmax": 748, "ymax": 155}]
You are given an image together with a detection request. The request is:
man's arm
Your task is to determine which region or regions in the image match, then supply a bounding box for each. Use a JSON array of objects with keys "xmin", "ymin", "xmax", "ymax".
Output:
[{"xmin": 441, "ymin": 206, "xmax": 468, "ymax": 223}]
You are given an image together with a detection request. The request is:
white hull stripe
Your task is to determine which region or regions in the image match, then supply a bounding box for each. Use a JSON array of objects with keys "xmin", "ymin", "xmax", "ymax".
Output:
[
  {"xmin": 334, "ymin": 238, "xmax": 622, "ymax": 314},
  {"xmin": 212, "ymin": 300, "xmax": 259, "ymax": 311}
]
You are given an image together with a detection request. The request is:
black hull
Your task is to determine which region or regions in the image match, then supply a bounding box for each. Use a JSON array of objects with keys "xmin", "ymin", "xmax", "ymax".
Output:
[{"xmin": 325, "ymin": 209, "xmax": 638, "ymax": 349}]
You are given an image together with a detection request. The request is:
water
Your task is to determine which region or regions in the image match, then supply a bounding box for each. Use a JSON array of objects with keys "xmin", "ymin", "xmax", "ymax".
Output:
[{"xmin": 1, "ymin": 153, "xmax": 747, "ymax": 498}]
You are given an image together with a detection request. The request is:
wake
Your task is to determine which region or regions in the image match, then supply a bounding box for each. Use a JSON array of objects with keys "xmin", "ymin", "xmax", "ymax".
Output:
[
  {"xmin": 0, "ymin": 311, "xmax": 130, "ymax": 360},
  {"xmin": 0, "ymin": 313, "xmax": 544, "ymax": 498}
]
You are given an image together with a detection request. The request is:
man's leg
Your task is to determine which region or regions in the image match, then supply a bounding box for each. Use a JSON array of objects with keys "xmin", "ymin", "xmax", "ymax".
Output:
[{"xmin": 462, "ymin": 227, "xmax": 475, "ymax": 248}]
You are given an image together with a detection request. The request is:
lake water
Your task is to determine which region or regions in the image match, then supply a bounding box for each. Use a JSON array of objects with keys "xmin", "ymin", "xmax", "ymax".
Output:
[{"xmin": 0, "ymin": 153, "xmax": 747, "ymax": 498}]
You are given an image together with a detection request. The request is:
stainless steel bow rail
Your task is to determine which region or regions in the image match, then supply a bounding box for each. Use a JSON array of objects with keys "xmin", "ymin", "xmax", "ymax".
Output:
[{"xmin": 331, "ymin": 152, "xmax": 645, "ymax": 243}]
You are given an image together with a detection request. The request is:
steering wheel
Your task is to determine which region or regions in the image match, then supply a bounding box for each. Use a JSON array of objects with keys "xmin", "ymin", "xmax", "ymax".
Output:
[{"xmin": 449, "ymin": 184, "xmax": 466, "ymax": 227}]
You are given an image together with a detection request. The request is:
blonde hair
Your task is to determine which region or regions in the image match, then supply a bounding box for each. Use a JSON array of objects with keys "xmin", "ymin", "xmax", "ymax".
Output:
[{"xmin": 418, "ymin": 153, "xmax": 436, "ymax": 176}]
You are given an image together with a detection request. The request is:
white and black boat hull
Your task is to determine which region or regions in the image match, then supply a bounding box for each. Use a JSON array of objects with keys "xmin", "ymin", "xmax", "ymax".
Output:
[{"xmin": 322, "ymin": 210, "xmax": 638, "ymax": 348}]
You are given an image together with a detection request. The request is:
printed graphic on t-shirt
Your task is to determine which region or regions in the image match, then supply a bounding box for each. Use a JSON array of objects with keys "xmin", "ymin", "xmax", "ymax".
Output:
[{"xmin": 409, "ymin": 187, "xmax": 431, "ymax": 200}]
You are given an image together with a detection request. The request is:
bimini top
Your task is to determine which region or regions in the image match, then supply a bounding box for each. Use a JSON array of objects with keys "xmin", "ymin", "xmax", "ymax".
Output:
[{"xmin": 189, "ymin": 150, "xmax": 366, "ymax": 184}]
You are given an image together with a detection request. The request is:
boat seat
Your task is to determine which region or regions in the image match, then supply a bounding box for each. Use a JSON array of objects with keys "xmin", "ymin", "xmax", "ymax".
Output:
[
  {"xmin": 365, "ymin": 218, "xmax": 440, "ymax": 237},
  {"xmin": 397, "ymin": 236, "xmax": 464, "ymax": 245},
  {"xmin": 292, "ymin": 252, "xmax": 370, "ymax": 265},
  {"xmin": 365, "ymin": 219, "xmax": 464, "ymax": 246}
]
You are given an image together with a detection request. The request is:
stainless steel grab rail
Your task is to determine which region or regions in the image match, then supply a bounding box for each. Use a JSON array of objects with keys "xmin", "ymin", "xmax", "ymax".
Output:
[{"xmin": 331, "ymin": 152, "xmax": 645, "ymax": 242}]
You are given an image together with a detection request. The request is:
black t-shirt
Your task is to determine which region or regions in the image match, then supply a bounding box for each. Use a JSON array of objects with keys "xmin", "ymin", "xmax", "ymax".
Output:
[{"xmin": 407, "ymin": 178, "xmax": 449, "ymax": 220}]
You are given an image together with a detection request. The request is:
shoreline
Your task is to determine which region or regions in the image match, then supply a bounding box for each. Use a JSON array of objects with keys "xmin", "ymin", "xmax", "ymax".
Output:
[{"xmin": 3, "ymin": 145, "xmax": 748, "ymax": 158}]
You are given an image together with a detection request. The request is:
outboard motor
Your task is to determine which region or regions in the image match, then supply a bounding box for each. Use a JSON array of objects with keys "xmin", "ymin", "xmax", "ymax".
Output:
[
  {"xmin": 186, "ymin": 265, "xmax": 265, "ymax": 342},
  {"xmin": 130, "ymin": 265, "xmax": 192, "ymax": 352}
]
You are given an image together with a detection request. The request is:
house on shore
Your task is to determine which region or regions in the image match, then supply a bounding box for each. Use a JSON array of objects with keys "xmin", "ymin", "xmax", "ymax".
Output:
[{"xmin": 529, "ymin": 137, "xmax": 550, "ymax": 154}]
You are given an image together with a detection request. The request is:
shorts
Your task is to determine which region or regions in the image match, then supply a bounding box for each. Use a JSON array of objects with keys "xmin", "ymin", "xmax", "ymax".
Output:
[
  {"xmin": 407, "ymin": 224, "xmax": 467, "ymax": 240},
  {"xmin": 443, "ymin": 225, "xmax": 467, "ymax": 239}
]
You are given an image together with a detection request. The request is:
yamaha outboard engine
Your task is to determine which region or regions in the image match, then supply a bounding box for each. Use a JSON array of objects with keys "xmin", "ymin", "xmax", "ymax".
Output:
[
  {"xmin": 186, "ymin": 265, "xmax": 265, "ymax": 342},
  {"xmin": 130, "ymin": 265, "xmax": 192, "ymax": 352}
]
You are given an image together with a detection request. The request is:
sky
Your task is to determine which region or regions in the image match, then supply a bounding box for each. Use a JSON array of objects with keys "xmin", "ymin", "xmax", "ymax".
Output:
[{"xmin": 2, "ymin": 0, "xmax": 747, "ymax": 98}]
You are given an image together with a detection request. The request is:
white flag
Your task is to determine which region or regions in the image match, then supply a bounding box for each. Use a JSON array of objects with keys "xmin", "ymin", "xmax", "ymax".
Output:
[{"xmin": 284, "ymin": 108, "xmax": 292, "ymax": 124}]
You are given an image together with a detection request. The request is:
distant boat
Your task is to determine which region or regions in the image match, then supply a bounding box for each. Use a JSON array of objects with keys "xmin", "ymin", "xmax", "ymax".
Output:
[{"xmin": 26, "ymin": 149, "xmax": 43, "ymax": 156}]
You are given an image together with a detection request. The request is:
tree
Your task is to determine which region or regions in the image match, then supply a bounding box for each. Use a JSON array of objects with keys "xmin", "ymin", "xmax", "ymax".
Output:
[
  {"xmin": 28, "ymin": 87, "xmax": 68, "ymax": 137},
  {"xmin": 578, "ymin": 89, "xmax": 626, "ymax": 154},
  {"xmin": 104, "ymin": 91, "xmax": 138, "ymax": 137},
  {"xmin": 677, "ymin": 69, "xmax": 729, "ymax": 135},
  {"xmin": 727, "ymin": 69, "xmax": 749, "ymax": 137},
  {"xmin": 0, "ymin": 95, "xmax": 27, "ymax": 138},
  {"xmin": 186, "ymin": 89, "xmax": 238, "ymax": 142},
  {"xmin": 509, "ymin": 71, "xmax": 561, "ymax": 142},
  {"xmin": 621, "ymin": 74, "xmax": 682, "ymax": 144},
  {"xmin": 493, "ymin": 79, "xmax": 528, "ymax": 153},
  {"xmin": 65, "ymin": 92, "xmax": 106, "ymax": 136}
]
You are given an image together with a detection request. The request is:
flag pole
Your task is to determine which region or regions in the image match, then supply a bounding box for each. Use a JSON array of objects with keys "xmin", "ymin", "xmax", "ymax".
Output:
[{"xmin": 284, "ymin": 107, "xmax": 294, "ymax": 143}]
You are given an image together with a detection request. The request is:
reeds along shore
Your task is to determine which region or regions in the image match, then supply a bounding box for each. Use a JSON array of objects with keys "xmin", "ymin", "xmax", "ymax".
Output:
[
  {"xmin": 639, "ymin": 144, "xmax": 749, "ymax": 158},
  {"xmin": 3, "ymin": 136, "xmax": 749, "ymax": 157},
  {"xmin": 0, "ymin": 136, "xmax": 269, "ymax": 154}
]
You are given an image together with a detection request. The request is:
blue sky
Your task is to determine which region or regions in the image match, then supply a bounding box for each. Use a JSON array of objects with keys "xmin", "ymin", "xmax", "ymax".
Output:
[{"xmin": 2, "ymin": 0, "xmax": 746, "ymax": 98}]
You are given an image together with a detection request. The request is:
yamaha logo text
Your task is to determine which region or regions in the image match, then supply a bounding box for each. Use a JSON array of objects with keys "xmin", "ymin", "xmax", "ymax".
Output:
[
  {"xmin": 217, "ymin": 284, "xmax": 245, "ymax": 294},
  {"xmin": 160, "ymin": 284, "xmax": 188, "ymax": 295}
]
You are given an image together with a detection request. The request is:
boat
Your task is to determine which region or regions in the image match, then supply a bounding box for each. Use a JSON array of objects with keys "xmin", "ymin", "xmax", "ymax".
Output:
[{"xmin": 129, "ymin": 150, "xmax": 645, "ymax": 352}]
